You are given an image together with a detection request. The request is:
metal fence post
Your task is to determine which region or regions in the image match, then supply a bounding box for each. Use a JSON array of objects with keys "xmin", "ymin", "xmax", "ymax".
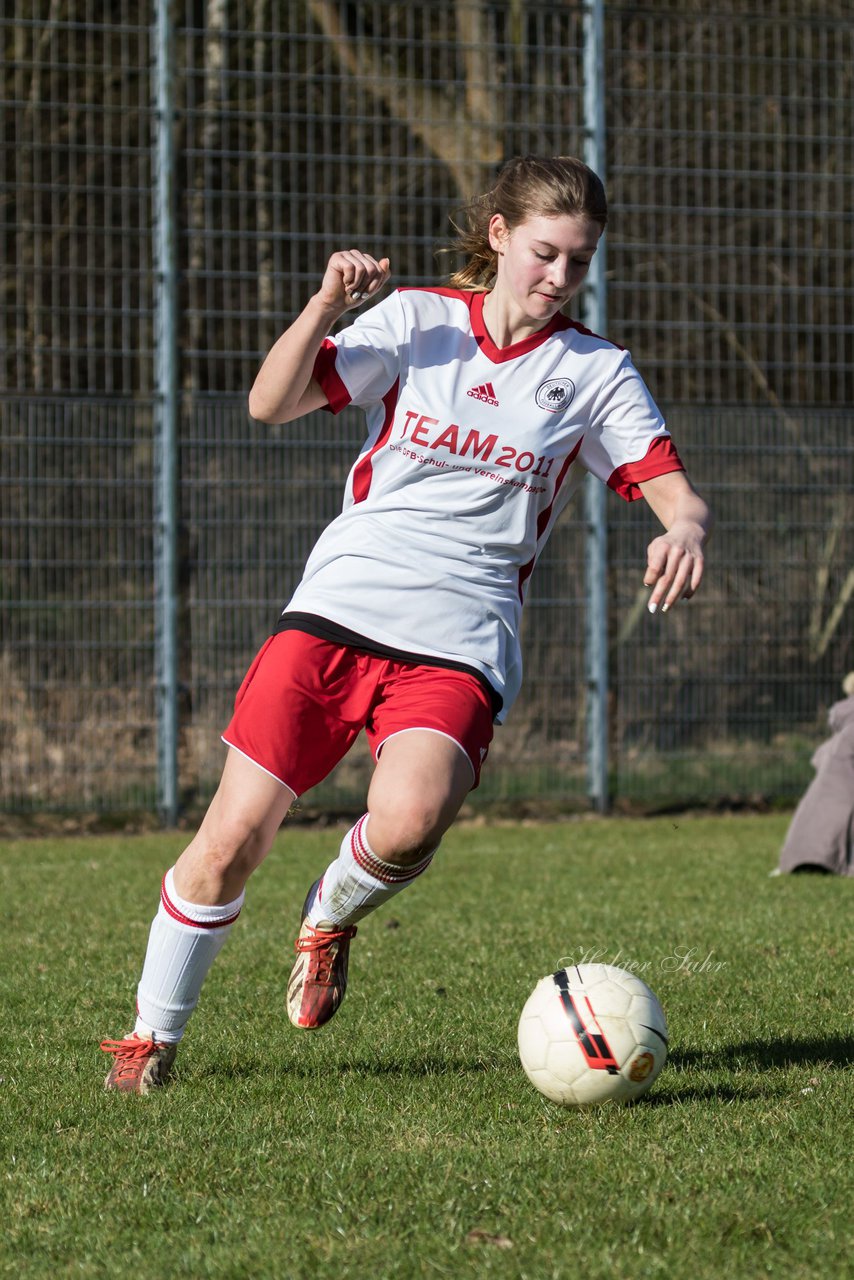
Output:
[
  {"xmin": 152, "ymin": 0, "xmax": 179, "ymax": 824},
  {"xmin": 583, "ymin": 0, "xmax": 609, "ymax": 813}
]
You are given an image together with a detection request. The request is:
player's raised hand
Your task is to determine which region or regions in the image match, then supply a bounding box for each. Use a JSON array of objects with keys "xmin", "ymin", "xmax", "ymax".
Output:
[{"xmin": 317, "ymin": 250, "xmax": 392, "ymax": 312}]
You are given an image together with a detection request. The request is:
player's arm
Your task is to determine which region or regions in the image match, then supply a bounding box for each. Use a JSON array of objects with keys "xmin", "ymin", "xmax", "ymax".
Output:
[
  {"xmin": 638, "ymin": 469, "xmax": 712, "ymax": 613},
  {"xmin": 248, "ymin": 250, "xmax": 391, "ymax": 425}
]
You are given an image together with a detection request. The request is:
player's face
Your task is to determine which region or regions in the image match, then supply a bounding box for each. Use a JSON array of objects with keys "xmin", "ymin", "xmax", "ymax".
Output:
[{"xmin": 489, "ymin": 213, "xmax": 602, "ymax": 326}]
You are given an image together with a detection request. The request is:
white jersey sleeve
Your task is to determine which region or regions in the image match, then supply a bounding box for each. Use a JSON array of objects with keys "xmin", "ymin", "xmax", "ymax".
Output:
[
  {"xmin": 577, "ymin": 349, "xmax": 678, "ymax": 499},
  {"xmin": 313, "ymin": 292, "xmax": 407, "ymax": 411}
]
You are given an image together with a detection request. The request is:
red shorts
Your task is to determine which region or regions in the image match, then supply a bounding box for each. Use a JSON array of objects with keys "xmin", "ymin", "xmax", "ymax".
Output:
[{"xmin": 222, "ymin": 631, "xmax": 494, "ymax": 797}]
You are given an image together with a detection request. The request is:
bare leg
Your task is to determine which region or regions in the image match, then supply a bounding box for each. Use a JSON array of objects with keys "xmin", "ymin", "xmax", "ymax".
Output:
[
  {"xmin": 287, "ymin": 730, "xmax": 475, "ymax": 1028},
  {"xmin": 173, "ymin": 747, "xmax": 296, "ymax": 904},
  {"xmin": 366, "ymin": 729, "xmax": 474, "ymax": 861},
  {"xmin": 304, "ymin": 729, "xmax": 473, "ymax": 928},
  {"xmin": 133, "ymin": 749, "xmax": 294, "ymax": 1043}
]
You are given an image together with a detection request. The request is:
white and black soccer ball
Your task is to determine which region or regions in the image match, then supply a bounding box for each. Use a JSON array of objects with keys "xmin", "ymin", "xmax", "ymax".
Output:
[{"xmin": 518, "ymin": 963, "xmax": 668, "ymax": 1107}]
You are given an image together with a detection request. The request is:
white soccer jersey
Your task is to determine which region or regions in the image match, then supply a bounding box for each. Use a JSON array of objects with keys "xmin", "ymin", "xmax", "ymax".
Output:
[{"xmin": 282, "ymin": 286, "xmax": 683, "ymax": 722}]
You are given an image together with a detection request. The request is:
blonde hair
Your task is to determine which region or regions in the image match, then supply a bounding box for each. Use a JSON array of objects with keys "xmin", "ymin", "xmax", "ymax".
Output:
[{"xmin": 444, "ymin": 155, "xmax": 608, "ymax": 291}]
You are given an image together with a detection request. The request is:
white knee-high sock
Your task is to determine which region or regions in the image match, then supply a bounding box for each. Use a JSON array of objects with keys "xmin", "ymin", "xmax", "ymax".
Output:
[
  {"xmin": 134, "ymin": 867, "xmax": 245, "ymax": 1044},
  {"xmin": 307, "ymin": 814, "xmax": 435, "ymax": 928}
]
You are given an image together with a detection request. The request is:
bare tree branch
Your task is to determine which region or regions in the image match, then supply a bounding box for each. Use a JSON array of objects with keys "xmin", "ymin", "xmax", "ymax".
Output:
[
  {"xmin": 185, "ymin": 0, "xmax": 228, "ymax": 393},
  {"xmin": 809, "ymin": 498, "xmax": 854, "ymax": 662},
  {"xmin": 306, "ymin": 0, "xmax": 502, "ymax": 199},
  {"xmin": 253, "ymin": 0, "xmax": 274, "ymax": 319}
]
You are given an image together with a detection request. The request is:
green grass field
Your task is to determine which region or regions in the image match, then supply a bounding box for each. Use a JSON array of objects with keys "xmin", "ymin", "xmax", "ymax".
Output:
[{"xmin": 2, "ymin": 815, "xmax": 852, "ymax": 1279}]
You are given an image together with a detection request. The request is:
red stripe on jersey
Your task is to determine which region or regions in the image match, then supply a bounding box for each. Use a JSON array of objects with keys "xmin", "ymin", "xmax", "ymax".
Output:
[
  {"xmin": 160, "ymin": 876, "xmax": 242, "ymax": 930},
  {"xmin": 517, "ymin": 439, "xmax": 582, "ymax": 602},
  {"xmin": 351, "ymin": 378, "xmax": 400, "ymax": 503},
  {"xmin": 312, "ymin": 339, "xmax": 351, "ymax": 414},
  {"xmin": 607, "ymin": 434, "xmax": 684, "ymax": 502}
]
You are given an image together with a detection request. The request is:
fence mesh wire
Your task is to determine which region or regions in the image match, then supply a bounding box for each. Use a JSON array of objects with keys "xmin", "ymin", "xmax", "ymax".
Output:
[{"xmin": 2, "ymin": 1, "xmax": 853, "ymax": 817}]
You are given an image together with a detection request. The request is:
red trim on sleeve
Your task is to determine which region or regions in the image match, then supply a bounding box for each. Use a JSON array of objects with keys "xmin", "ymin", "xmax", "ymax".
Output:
[
  {"xmin": 607, "ymin": 435, "xmax": 684, "ymax": 502},
  {"xmin": 312, "ymin": 338, "xmax": 351, "ymax": 414},
  {"xmin": 351, "ymin": 378, "xmax": 400, "ymax": 503}
]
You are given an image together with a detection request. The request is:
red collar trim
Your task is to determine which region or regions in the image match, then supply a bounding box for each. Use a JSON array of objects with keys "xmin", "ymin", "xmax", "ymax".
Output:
[
  {"xmin": 399, "ymin": 286, "xmax": 585, "ymax": 361},
  {"xmin": 469, "ymin": 291, "xmax": 575, "ymax": 364}
]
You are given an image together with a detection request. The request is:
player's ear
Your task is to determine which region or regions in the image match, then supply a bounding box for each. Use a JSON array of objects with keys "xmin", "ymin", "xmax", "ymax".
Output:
[{"xmin": 488, "ymin": 213, "xmax": 510, "ymax": 252}]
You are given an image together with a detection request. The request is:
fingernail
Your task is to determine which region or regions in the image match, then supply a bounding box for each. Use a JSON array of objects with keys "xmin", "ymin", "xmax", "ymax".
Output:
[
  {"xmin": 648, "ymin": 602, "xmax": 657, "ymax": 615},
  {"xmin": 661, "ymin": 602, "xmax": 669, "ymax": 613}
]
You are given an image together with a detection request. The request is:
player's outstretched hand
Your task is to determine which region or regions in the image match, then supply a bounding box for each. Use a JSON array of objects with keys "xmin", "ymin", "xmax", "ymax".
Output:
[
  {"xmin": 643, "ymin": 523, "xmax": 706, "ymax": 614},
  {"xmin": 317, "ymin": 250, "xmax": 391, "ymax": 312},
  {"xmin": 638, "ymin": 471, "xmax": 711, "ymax": 614}
]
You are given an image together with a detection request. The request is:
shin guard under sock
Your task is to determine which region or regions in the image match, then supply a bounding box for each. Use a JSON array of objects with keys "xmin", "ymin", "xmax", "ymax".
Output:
[
  {"xmin": 307, "ymin": 814, "xmax": 435, "ymax": 928},
  {"xmin": 134, "ymin": 867, "xmax": 244, "ymax": 1044}
]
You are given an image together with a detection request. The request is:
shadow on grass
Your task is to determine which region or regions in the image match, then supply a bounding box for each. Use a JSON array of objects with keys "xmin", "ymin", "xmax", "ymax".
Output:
[
  {"xmin": 335, "ymin": 1055, "xmax": 510, "ymax": 1077},
  {"xmin": 640, "ymin": 1081, "xmax": 771, "ymax": 1106},
  {"xmin": 188, "ymin": 1054, "xmax": 514, "ymax": 1083},
  {"xmin": 670, "ymin": 1033, "xmax": 853, "ymax": 1071},
  {"xmin": 186, "ymin": 1034, "xmax": 851, "ymax": 1098}
]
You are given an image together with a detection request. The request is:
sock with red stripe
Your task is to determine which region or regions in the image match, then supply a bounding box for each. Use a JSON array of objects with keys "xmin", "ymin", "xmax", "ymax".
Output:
[
  {"xmin": 307, "ymin": 814, "xmax": 435, "ymax": 929},
  {"xmin": 134, "ymin": 867, "xmax": 245, "ymax": 1044}
]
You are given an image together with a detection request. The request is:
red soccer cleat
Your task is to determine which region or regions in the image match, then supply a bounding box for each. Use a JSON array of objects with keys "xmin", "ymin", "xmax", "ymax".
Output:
[
  {"xmin": 286, "ymin": 882, "xmax": 357, "ymax": 1029},
  {"xmin": 100, "ymin": 1033, "xmax": 177, "ymax": 1094}
]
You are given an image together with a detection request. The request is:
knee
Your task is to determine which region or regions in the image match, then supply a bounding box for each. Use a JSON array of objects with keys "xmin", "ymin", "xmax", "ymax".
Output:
[
  {"xmin": 173, "ymin": 798, "xmax": 282, "ymax": 904},
  {"xmin": 366, "ymin": 800, "xmax": 446, "ymax": 865},
  {"xmin": 194, "ymin": 812, "xmax": 273, "ymax": 882}
]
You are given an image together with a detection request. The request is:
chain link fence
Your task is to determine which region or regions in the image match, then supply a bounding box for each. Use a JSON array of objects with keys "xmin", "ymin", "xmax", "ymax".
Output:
[{"xmin": 3, "ymin": 1, "xmax": 853, "ymax": 819}]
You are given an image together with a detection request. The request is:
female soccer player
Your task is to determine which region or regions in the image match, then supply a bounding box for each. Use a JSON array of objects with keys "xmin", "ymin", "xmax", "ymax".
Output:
[{"xmin": 101, "ymin": 156, "xmax": 711, "ymax": 1093}]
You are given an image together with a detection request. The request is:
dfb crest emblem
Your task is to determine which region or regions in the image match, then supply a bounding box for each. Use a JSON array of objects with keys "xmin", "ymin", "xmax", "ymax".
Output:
[{"xmin": 535, "ymin": 378, "xmax": 575, "ymax": 412}]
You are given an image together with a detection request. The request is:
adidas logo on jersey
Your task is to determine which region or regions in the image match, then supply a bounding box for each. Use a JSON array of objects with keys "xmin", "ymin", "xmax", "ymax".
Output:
[{"xmin": 467, "ymin": 382, "xmax": 499, "ymax": 406}]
